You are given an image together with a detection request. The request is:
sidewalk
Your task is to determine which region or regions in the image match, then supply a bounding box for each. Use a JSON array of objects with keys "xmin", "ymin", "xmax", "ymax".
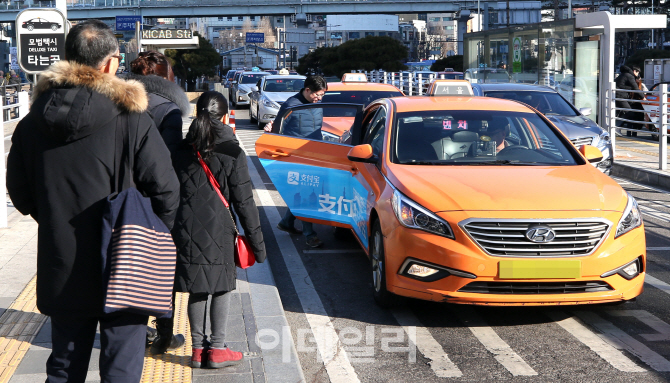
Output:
[
  {"xmin": 0, "ymin": 113, "xmax": 305, "ymax": 382},
  {"xmin": 612, "ymin": 133, "xmax": 670, "ymax": 189}
]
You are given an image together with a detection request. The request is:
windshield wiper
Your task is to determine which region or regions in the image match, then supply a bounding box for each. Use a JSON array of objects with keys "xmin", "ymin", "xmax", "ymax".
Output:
[
  {"xmin": 465, "ymin": 160, "xmax": 551, "ymax": 166},
  {"xmin": 401, "ymin": 160, "xmax": 443, "ymax": 165}
]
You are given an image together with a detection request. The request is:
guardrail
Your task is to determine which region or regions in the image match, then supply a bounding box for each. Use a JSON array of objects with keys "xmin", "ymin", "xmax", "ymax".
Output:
[
  {"xmin": 606, "ymin": 81, "xmax": 669, "ymax": 170},
  {"xmin": 1, "ymin": 84, "xmax": 31, "ymax": 229}
]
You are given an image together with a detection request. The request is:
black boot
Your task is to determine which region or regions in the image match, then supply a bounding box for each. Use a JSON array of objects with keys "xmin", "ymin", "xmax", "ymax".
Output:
[{"xmin": 150, "ymin": 315, "xmax": 186, "ymax": 354}]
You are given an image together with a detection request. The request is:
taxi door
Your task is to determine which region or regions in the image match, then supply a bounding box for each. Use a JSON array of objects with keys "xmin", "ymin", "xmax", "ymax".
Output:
[{"xmin": 256, "ymin": 102, "xmax": 377, "ymax": 249}]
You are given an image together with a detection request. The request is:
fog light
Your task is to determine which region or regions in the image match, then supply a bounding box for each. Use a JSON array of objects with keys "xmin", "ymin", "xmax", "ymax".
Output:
[
  {"xmin": 238, "ymin": 96, "xmax": 244, "ymax": 101},
  {"xmin": 622, "ymin": 261, "xmax": 638, "ymax": 276},
  {"xmin": 263, "ymin": 114, "xmax": 276, "ymax": 120},
  {"xmin": 407, "ymin": 264, "xmax": 439, "ymax": 278}
]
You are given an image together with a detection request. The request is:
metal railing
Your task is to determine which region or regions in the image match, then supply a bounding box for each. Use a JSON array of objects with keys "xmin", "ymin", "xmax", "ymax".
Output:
[
  {"xmin": 351, "ymin": 70, "xmax": 455, "ymax": 96},
  {"xmin": 606, "ymin": 81, "xmax": 669, "ymax": 170}
]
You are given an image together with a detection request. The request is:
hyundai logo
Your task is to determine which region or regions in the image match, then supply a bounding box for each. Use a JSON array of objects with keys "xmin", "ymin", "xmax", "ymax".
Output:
[{"xmin": 525, "ymin": 226, "xmax": 556, "ymax": 243}]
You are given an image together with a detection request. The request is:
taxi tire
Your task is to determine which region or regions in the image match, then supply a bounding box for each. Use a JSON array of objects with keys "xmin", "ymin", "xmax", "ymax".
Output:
[{"xmin": 370, "ymin": 220, "xmax": 403, "ymax": 308}]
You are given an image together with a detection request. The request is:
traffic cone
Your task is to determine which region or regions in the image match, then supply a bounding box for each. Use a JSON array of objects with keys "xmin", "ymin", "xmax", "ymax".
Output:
[{"xmin": 229, "ymin": 110, "xmax": 236, "ymax": 134}]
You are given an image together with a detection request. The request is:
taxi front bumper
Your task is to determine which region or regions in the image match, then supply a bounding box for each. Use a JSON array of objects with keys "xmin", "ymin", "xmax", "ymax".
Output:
[{"xmin": 383, "ymin": 214, "xmax": 645, "ymax": 306}]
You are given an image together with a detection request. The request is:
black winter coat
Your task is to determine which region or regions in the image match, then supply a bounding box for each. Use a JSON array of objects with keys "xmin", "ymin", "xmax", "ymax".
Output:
[
  {"xmin": 616, "ymin": 66, "xmax": 640, "ymax": 99},
  {"xmin": 125, "ymin": 73, "xmax": 190, "ymax": 155},
  {"xmin": 271, "ymin": 90, "xmax": 322, "ymax": 139},
  {"xmin": 171, "ymin": 121, "xmax": 266, "ymax": 294},
  {"xmin": 6, "ymin": 61, "xmax": 180, "ymax": 317}
]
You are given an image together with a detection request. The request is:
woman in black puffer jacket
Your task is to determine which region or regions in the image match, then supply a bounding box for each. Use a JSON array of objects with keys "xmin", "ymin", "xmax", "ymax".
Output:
[
  {"xmin": 172, "ymin": 91, "xmax": 266, "ymax": 369},
  {"xmin": 128, "ymin": 51, "xmax": 190, "ymax": 154}
]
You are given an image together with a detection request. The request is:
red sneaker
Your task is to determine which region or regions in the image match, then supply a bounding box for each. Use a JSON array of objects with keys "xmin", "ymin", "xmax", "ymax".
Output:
[
  {"xmin": 191, "ymin": 348, "xmax": 207, "ymax": 368},
  {"xmin": 207, "ymin": 347, "xmax": 244, "ymax": 368}
]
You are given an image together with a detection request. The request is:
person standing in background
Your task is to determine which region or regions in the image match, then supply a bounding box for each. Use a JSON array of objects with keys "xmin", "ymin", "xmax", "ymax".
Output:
[{"xmin": 128, "ymin": 50, "xmax": 190, "ymax": 354}]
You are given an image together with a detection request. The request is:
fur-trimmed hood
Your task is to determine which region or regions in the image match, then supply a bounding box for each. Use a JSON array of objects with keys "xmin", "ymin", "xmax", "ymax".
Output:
[
  {"xmin": 124, "ymin": 72, "xmax": 190, "ymax": 116},
  {"xmin": 33, "ymin": 61, "xmax": 148, "ymax": 113},
  {"xmin": 30, "ymin": 61, "xmax": 149, "ymax": 143}
]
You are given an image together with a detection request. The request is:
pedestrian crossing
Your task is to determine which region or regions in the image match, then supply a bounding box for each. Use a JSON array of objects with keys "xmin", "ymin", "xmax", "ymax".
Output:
[{"xmin": 235, "ymin": 128, "xmax": 670, "ymax": 380}]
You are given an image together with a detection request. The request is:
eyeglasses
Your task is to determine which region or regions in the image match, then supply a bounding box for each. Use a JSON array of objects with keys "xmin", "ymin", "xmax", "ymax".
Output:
[{"xmin": 313, "ymin": 92, "xmax": 325, "ymax": 99}]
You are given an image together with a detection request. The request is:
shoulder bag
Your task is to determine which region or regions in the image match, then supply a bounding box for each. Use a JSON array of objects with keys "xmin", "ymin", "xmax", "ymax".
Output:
[
  {"xmin": 100, "ymin": 114, "xmax": 177, "ymax": 318},
  {"xmin": 194, "ymin": 146, "xmax": 256, "ymax": 269}
]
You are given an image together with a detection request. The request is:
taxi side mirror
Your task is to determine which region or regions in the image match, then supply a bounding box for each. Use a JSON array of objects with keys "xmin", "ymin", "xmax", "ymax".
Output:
[
  {"xmin": 347, "ymin": 144, "xmax": 378, "ymax": 164},
  {"xmin": 251, "ymin": 86, "xmax": 259, "ymax": 92},
  {"xmin": 579, "ymin": 107, "xmax": 592, "ymax": 116},
  {"xmin": 579, "ymin": 145, "xmax": 603, "ymax": 163}
]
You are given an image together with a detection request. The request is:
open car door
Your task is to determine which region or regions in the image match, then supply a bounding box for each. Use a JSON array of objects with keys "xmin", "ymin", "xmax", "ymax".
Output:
[{"xmin": 256, "ymin": 103, "xmax": 375, "ymax": 248}]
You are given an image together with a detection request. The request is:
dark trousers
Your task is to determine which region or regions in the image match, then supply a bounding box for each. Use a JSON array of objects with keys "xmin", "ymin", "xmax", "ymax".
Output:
[{"xmin": 46, "ymin": 312, "xmax": 148, "ymax": 383}]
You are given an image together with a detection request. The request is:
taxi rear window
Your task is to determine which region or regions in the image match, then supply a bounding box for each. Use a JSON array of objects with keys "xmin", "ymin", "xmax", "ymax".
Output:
[
  {"xmin": 393, "ymin": 110, "xmax": 580, "ymax": 166},
  {"xmin": 323, "ymin": 90, "xmax": 402, "ymax": 106}
]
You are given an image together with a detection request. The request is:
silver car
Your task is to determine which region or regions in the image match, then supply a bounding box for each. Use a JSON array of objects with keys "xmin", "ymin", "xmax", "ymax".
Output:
[
  {"xmin": 472, "ymin": 83, "xmax": 612, "ymax": 174},
  {"xmin": 249, "ymin": 75, "xmax": 306, "ymax": 129},
  {"xmin": 232, "ymin": 71, "xmax": 270, "ymax": 107}
]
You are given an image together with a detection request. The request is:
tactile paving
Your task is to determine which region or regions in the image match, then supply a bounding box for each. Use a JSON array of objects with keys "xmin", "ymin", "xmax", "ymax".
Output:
[
  {"xmin": 141, "ymin": 292, "xmax": 192, "ymax": 383},
  {"xmin": 0, "ymin": 276, "xmax": 47, "ymax": 383}
]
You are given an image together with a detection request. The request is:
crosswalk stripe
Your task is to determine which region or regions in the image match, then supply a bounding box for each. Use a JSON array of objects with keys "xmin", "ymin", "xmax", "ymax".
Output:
[
  {"xmin": 644, "ymin": 274, "xmax": 670, "ymax": 296},
  {"xmin": 608, "ymin": 310, "xmax": 670, "ymax": 342},
  {"xmin": 391, "ymin": 308, "xmax": 463, "ymax": 378},
  {"xmin": 574, "ymin": 311, "xmax": 670, "ymax": 371},
  {"xmin": 456, "ymin": 307, "xmax": 537, "ymax": 376},
  {"xmin": 546, "ymin": 311, "xmax": 645, "ymax": 372},
  {"xmin": 638, "ymin": 204, "xmax": 670, "ymax": 223}
]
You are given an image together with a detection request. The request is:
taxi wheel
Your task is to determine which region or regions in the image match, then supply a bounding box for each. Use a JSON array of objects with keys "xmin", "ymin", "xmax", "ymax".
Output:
[
  {"xmin": 370, "ymin": 221, "xmax": 403, "ymax": 308},
  {"xmin": 250, "ymin": 106, "xmax": 257, "ymax": 123}
]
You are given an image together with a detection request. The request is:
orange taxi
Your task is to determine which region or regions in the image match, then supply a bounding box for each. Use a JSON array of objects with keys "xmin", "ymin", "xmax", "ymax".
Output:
[{"xmin": 256, "ymin": 96, "xmax": 645, "ymax": 307}]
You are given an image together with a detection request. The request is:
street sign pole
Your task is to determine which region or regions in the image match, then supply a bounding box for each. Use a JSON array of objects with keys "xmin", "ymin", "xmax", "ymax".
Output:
[{"xmin": 135, "ymin": 21, "xmax": 141, "ymax": 54}]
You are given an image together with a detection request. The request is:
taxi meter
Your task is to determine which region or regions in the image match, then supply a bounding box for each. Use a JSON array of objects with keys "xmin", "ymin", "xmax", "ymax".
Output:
[
  {"xmin": 341, "ymin": 73, "xmax": 368, "ymax": 82},
  {"xmin": 426, "ymin": 79, "xmax": 473, "ymax": 96}
]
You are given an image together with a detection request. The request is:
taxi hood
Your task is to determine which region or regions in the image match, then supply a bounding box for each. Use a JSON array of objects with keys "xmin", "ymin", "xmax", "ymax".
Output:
[{"xmin": 386, "ymin": 164, "xmax": 627, "ymax": 213}]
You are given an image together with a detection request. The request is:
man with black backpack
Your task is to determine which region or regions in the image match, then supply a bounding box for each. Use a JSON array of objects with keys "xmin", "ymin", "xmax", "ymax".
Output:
[{"xmin": 6, "ymin": 20, "xmax": 179, "ymax": 383}]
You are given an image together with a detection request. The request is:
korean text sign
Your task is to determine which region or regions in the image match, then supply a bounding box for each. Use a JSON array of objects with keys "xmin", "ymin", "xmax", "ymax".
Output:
[{"xmin": 16, "ymin": 8, "xmax": 67, "ymax": 74}]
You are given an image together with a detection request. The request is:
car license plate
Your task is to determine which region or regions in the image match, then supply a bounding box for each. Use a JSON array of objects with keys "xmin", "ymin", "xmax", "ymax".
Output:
[{"xmin": 498, "ymin": 260, "xmax": 581, "ymax": 279}]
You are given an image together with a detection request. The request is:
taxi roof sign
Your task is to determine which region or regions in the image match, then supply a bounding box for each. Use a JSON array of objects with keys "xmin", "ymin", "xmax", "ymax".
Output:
[
  {"xmin": 341, "ymin": 73, "xmax": 368, "ymax": 83},
  {"xmin": 251, "ymin": 66, "xmax": 261, "ymax": 72},
  {"xmin": 427, "ymin": 80, "xmax": 474, "ymax": 96}
]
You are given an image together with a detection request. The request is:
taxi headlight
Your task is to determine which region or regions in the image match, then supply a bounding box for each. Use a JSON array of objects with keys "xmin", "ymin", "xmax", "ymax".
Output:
[
  {"xmin": 391, "ymin": 189, "xmax": 454, "ymax": 239},
  {"xmin": 615, "ymin": 194, "xmax": 642, "ymax": 238},
  {"xmin": 262, "ymin": 96, "xmax": 280, "ymax": 109}
]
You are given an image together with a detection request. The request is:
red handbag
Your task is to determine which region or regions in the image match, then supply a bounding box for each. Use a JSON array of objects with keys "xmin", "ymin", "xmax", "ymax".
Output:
[{"xmin": 194, "ymin": 147, "xmax": 256, "ymax": 269}]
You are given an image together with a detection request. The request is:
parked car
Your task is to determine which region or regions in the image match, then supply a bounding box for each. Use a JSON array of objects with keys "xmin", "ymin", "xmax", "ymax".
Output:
[
  {"xmin": 249, "ymin": 74, "xmax": 306, "ymax": 128},
  {"xmin": 231, "ymin": 70, "xmax": 270, "ymax": 107},
  {"xmin": 472, "ymin": 83, "xmax": 612, "ymax": 174},
  {"xmin": 464, "ymin": 68, "xmax": 513, "ymax": 84}
]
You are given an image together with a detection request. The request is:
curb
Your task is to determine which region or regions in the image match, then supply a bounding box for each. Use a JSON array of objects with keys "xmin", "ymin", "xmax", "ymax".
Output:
[{"xmin": 612, "ymin": 162, "xmax": 670, "ymax": 190}]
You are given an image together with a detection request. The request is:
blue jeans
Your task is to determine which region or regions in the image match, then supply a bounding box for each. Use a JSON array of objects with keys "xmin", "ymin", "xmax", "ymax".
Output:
[{"xmin": 280, "ymin": 209, "xmax": 316, "ymax": 238}]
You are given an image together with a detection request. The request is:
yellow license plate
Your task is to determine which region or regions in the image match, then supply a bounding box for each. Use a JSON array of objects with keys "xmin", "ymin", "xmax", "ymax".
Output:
[{"xmin": 498, "ymin": 260, "xmax": 582, "ymax": 279}]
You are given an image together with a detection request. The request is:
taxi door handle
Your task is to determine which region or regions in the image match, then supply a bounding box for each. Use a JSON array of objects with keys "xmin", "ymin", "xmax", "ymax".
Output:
[{"xmin": 264, "ymin": 149, "xmax": 290, "ymax": 158}]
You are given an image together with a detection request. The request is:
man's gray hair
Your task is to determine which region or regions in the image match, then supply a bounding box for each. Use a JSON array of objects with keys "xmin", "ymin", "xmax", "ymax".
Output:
[{"xmin": 65, "ymin": 20, "xmax": 118, "ymax": 68}]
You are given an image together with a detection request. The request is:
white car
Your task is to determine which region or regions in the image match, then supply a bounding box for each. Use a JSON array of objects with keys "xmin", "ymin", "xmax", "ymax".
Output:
[
  {"xmin": 232, "ymin": 71, "xmax": 270, "ymax": 107},
  {"xmin": 249, "ymin": 75, "xmax": 306, "ymax": 129}
]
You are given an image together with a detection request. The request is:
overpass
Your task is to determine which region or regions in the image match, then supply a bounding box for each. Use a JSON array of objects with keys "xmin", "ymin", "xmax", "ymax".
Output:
[{"xmin": 0, "ymin": 0, "xmax": 607, "ymax": 23}]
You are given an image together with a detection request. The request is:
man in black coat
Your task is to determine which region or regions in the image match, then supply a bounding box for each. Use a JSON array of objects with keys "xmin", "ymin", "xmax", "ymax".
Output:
[
  {"xmin": 6, "ymin": 20, "xmax": 179, "ymax": 383},
  {"xmin": 268, "ymin": 75, "xmax": 327, "ymax": 248}
]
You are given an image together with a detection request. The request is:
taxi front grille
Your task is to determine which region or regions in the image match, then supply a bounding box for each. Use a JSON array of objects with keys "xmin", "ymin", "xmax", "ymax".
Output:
[
  {"xmin": 458, "ymin": 281, "xmax": 613, "ymax": 294},
  {"xmin": 460, "ymin": 219, "xmax": 611, "ymax": 257},
  {"xmin": 570, "ymin": 136, "xmax": 594, "ymax": 147}
]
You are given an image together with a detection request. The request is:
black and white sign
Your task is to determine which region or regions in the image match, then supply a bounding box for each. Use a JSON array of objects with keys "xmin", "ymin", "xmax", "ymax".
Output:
[{"xmin": 16, "ymin": 8, "xmax": 68, "ymax": 74}]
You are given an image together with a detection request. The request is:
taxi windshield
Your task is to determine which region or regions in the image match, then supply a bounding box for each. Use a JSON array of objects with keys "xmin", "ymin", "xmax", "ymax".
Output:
[
  {"xmin": 241, "ymin": 74, "xmax": 268, "ymax": 84},
  {"xmin": 263, "ymin": 78, "xmax": 304, "ymax": 92},
  {"xmin": 485, "ymin": 91, "xmax": 579, "ymax": 117},
  {"xmin": 394, "ymin": 110, "xmax": 579, "ymax": 166}
]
